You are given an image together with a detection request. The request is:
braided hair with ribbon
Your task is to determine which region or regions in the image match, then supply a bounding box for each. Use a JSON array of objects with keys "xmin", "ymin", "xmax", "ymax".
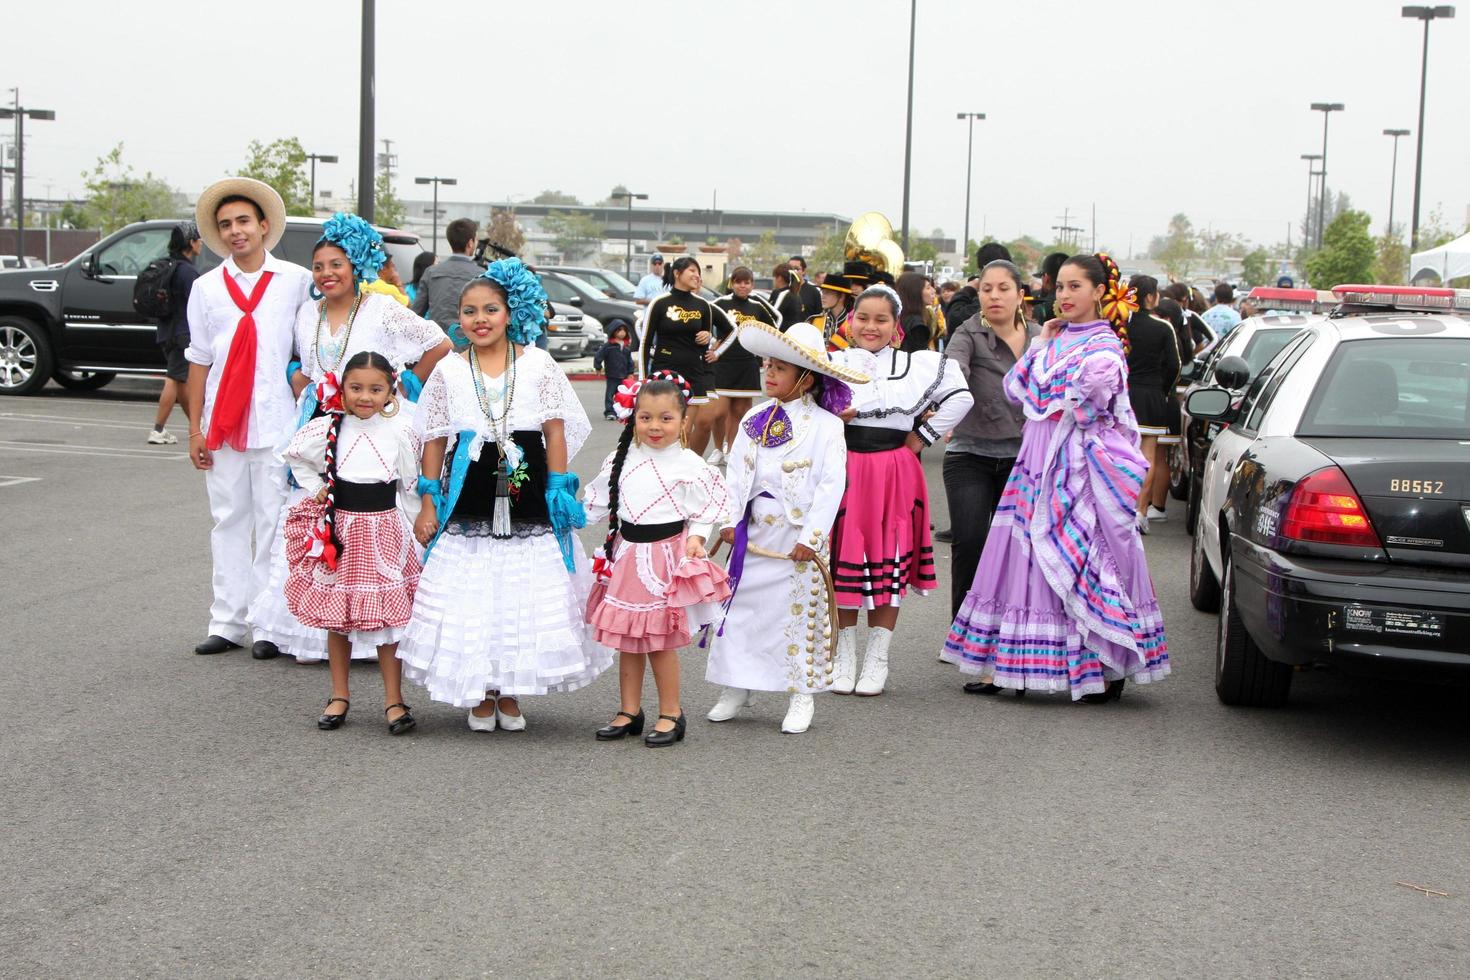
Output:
[
  {"xmin": 310, "ymin": 350, "xmax": 396, "ymax": 572},
  {"xmin": 598, "ymin": 371, "xmax": 691, "ymax": 571}
]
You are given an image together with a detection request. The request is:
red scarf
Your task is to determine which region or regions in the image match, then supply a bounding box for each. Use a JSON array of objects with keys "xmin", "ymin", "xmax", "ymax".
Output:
[{"xmin": 206, "ymin": 266, "xmax": 275, "ymax": 451}]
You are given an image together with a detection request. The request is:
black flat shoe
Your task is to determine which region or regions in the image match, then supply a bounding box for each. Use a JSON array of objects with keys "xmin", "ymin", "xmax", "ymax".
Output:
[
  {"xmin": 194, "ymin": 635, "xmax": 242, "ymax": 656},
  {"xmin": 1080, "ymin": 679, "xmax": 1126, "ymax": 705},
  {"xmin": 318, "ymin": 697, "xmax": 350, "ymax": 730},
  {"xmin": 644, "ymin": 711, "xmax": 686, "ymax": 747},
  {"xmin": 595, "ymin": 709, "xmax": 644, "ymax": 740},
  {"xmin": 963, "ymin": 681, "xmax": 1025, "ymax": 698},
  {"xmin": 251, "ymin": 640, "xmax": 281, "ymax": 660},
  {"xmin": 385, "ymin": 702, "xmax": 416, "ymax": 736},
  {"xmin": 935, "ymin": 528, "xmax": 954, "ymax": 543}
]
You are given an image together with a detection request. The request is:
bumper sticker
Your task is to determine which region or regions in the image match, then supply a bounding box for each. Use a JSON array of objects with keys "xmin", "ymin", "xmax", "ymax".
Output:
[{"xmin": 1342, "ymin": 603, "xmax": 1444, "ymax": 639}]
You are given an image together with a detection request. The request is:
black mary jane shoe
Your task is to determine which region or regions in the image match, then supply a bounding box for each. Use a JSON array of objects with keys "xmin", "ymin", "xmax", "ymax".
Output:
[
  {"xmin": 595, "ymin": 709, "xmax": 645, "ymax": 741},
  {"xmin": 964, "ymin": 681, "xmax": 1025, "ymax": 698},
  {"xmin": 318, "ymin": 697, "xmax": 350, "ymax": 730},
  {"xmin": 194, "ymin": 635, "xmax": 242, "ymax": 656},
  {"xmin": 251, "ymin": 640, "xmax": 281, "ymax": 660},
  {"xmin": 644, "ymin": 711, "xmax": 687, "ymax": 748},
  {"xmin": 385, "ymin": 702, "xmax": 416, "ymax": 736},
  {"xmin": 1079, "ymin": 679, "xmax": 1126, "ymax": 705}
]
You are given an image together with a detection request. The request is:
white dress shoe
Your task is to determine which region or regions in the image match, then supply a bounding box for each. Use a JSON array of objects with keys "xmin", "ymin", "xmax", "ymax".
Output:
[
  {"xmin": 467, "ymin": 708, "xmax": 497, "ymax": 732},
  {"xmin": 831, "ymin": 627, "xmax": 858, "ymax": 694},
  {"xmin": 496, "ymin": 699, "xmax": 527, "ymax": 732},
  {"xmin": 854, "ymin": 626, "xmax": 893, "ymax": 696},
  {"xmin": 781, "ymin": 693, "xmax": 814, "ymax": 734},
  {"xmin": 707, "ymin": 687, "xmax": 754, "ymax": 722}
]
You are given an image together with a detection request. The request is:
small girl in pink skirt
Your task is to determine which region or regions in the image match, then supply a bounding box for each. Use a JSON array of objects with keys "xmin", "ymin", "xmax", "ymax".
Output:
[
  {"xmin": 583, "ymin": 372, "xmax": 731, "ymax": 747},
  {"xmin": 283, "ymin": 350, "xmax": 423, "ymax": 735}
]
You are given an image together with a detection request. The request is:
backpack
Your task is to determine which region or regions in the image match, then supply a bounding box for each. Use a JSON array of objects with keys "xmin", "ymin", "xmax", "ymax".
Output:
[{"xmin": 132, "ymin": 257, "xmax": 180, "ymax": 318}]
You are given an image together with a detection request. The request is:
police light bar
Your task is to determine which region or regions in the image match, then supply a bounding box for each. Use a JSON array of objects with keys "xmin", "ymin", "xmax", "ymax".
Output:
[
  {"xmin": 1248, "ymin": 287, "xmax": 1320, "ymax": 312},
  {"xmin": 1331, "ymin": 284, "xmax": 1470, "ymax": 312}
]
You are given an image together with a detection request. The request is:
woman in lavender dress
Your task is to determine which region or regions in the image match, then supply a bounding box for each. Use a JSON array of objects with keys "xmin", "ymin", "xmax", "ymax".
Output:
[{"xmin": 940, "ymin": 253, "xmax": 1169, "ymax": 702}]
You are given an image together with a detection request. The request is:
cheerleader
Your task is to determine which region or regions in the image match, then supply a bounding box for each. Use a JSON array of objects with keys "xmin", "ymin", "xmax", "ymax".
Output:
[
  {"xmin": 704, "ymin": 321, "xmax": 869, "ymax": 734},
  {"xmin": 813, "ymin": 273, "xmax": 853, "ymax": 349},
  {"xmin": 583, "ymin": 373, "xmax": 731, "ymax": 747},
  {"xmin": 281, "ymin": 351, "xmax": 423, "ymax": 734},
  {"xmin": 640, "ymin": 256, "xmax": 737, "ymax": 455},
  {"xmin": 250, "ymin": 213, "xmax": 451, "ymax": 663},
  {"xmin": 827, "ymin": 284, "xmax": 974, "ymax": 695},
  {"xmin": 398, "ymin": 259, "xmax": 610, "ymax": 730},
  {"xmin": 707, "ymin": 266, "xmax": 782, "ymax": 465}
]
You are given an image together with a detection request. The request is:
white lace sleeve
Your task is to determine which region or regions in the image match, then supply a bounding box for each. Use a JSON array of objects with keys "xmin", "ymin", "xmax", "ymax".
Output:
[
  {"xmin": 282, "ymin": 415, "xmax": 332, "ymax": 494},
  {"xmin": 379, "ymin": 297, "xmax": 449, "ymax": 366},
  {"xmin": 530, "ymin": 349, "xmax": 592, "ymax": 460},
  {"xmin": 416, "ymin": 362, "xmax": 455, "ymax": 442},
  {"xmin": 675, "ymin": 451, "xmax": 730, "ymax": 541},
  {"xmin": 581, "ymin": 449, "xmax": 619, "ymax": 525}
]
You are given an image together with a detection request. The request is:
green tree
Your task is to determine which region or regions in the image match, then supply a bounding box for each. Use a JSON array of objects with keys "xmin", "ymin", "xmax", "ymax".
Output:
[
  {"xmin": 239, "ymin": 137, "xmax": 312, "ymax": 216},
  {"xmin": 543, "ymin": 209, "xmax": 604, "ymax": 260},
  {"xmin": 909, "ymin": 239, "xmax": 939, "ymax": 262},
  {"xmin": 533, "ymin": 190, "xmax": 581, "ymax": 205},
  {"xmin": 66, "ymin": 143, "xmax": 180, "ymax": 233},
  {"xmin": 1240, "ymin": 247, "xmax": 1271, "ymax": 287},
  {"xmin": 805, "ymin": 229, "xmax": 846, "ymax": 271},
  {"xmin": 744, "ymin": 230, "xmax": 785, "ymax": 272},
  {"xmin": 1155, "ymin": 213, "xmax": 1198, "ymax": 281},
  {"xmin": 372, "ymin": 171, "xmax": 407, "ymax": 228},
  {"xmin": 487, "ymin": 208, "xmax": 525, "ymax": 255},
  {"xmin": 1305, "ymin": 210, "xmax": 1374, "ymax": 288},
  {"xmin": 1373, "ymin": 232, "xmax": 1409, "ymax": 284}
]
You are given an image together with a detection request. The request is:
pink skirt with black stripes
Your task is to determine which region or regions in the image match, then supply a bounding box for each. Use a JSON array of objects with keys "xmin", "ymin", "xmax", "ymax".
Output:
[{"xmin": 830, "ymin": 446, "xmax": 936, "ymax": 609}]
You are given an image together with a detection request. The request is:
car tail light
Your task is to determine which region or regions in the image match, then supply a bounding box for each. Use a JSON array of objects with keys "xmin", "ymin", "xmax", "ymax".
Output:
[{"xmin": 1280, "ymin": 467, "xmax": 1381, "ymax": 547}]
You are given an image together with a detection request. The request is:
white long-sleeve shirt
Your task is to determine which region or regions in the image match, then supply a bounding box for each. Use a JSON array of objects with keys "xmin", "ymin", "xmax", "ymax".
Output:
[{"xmin": 830, "ymin": 346, "xmax": 975, "ymax": 446}]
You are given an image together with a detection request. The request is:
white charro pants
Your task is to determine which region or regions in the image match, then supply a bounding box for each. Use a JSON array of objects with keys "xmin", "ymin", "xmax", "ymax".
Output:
[{"xmin": 203, "ymin": 446, "xmax": 288, "ymax": 643}]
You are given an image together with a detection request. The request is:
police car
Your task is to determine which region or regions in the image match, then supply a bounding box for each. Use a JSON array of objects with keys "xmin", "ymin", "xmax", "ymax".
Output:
[{"xmin": 1186, "ymin": 285, "xmax": 1470, "ymax": 706}]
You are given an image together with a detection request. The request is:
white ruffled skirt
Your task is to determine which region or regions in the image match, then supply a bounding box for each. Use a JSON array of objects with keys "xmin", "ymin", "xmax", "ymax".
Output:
[{"xmin": 397, "ymin": 524, "xmax": 614, "ymax": 705}]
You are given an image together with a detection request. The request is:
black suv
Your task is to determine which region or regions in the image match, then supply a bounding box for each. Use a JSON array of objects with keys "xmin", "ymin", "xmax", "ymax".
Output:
[
  {"xmin": 0, "ymin": 218, "xmax": 425, "ymax": 395},
  {"xmin": 534, "ymin": 270, "xmax": 640, "ymax": 342}
]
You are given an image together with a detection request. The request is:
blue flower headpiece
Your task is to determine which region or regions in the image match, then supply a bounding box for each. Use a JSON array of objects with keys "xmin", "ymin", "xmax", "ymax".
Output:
[
  {"xmin": 481, "ymin": 257, "xmax": 548, "ymax": 345},
  {"xmin": 317, "ymin": 212, "xmax": 387, "ymax": 286}
]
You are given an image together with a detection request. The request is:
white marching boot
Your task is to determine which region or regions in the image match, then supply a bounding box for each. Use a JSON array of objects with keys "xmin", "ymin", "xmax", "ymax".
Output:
[
  {"xmin": 831, "ymin": 627, "xmax": 858, "ymax": 695},
  {"xmin": 781, "ymin": 693, "xmax": 815, "ymax": 734},
  {"xmin": 854, "ymin": 626, "xmax": 893, "ymax": 696},
  {"xmin": 707, "ymin": 687, "xmax": 754, "ymax": 722}
]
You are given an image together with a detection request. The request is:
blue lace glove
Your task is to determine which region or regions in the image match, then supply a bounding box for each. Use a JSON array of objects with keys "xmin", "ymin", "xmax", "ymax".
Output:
[
  {"xmin": 545, "ymin": 471, "xmax": 585, "ymax": 573},
  {"xmin": 399, "ymin": 370, "xmax": 424, "ymax": 404},
  {"xmin": 416, "ymin": 474, "xmax": 445, "ymax": 513}
]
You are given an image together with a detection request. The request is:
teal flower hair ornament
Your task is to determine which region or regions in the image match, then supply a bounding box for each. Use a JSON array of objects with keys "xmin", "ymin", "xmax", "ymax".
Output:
[
  {"xmin": 317, "ymin": 212, "xmax": 387, "ymax": 285},
  {"xmin": 482, "ymin": 257, "xmax": 548, "ymax": 345}
]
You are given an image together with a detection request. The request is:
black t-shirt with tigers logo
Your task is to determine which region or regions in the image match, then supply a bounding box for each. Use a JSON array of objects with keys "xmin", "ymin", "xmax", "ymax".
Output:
[{"xmin": 712, "ymin": 292, "xmax": 780, "ymax": 365}]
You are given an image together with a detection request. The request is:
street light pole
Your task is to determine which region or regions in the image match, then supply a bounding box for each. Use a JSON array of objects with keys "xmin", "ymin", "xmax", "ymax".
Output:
[
  {"xmin": 1382, "ymin": 129, "xmax": 1411, "ymax": 238},
  {"xmin": 612, "ymin": 190, "xmax": 648, "ymax": 279},
  {"xmin": 1309, "ymin": 102, "xmax": 1344, "ymax": 248},
  {"xmin": 1300, "ymin": 154, "xmax": 1322, "ymax": 248},
  {"xmin": 1401, "ymin": 5, "xmax": 1455, "ymax": 251},
  {"xmin": 0, "ymin": 95, "xmax": 56, "ymax": 262},
  {"xmin": 956, "ymin": 111, "xmax": 986, "ymax": 271},
  {"xmin": 899, "ymin": 0, "xmax": 916, "ymax": 251},
  {"xmin": 414, "ymin": 176, "xmax": 457, "ymax": 255},
  {"xmin": 358, "ymin": 0, "xmax": 375, "ymax": 221},
  {"xmin": 306, "ymin": 153, "xmax": 338, "ymax": 215}
]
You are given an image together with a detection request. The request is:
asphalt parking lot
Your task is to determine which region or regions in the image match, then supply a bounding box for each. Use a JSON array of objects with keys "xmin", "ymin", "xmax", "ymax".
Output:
[{"xmin": 3, "ymin": 377, "xmax": 1467, "ymax": 978}]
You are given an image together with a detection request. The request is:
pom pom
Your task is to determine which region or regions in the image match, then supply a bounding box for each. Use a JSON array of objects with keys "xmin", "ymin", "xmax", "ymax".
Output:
[{"xmin": 318, "ymin": 213, "xmax": 387, "ymax": 285}]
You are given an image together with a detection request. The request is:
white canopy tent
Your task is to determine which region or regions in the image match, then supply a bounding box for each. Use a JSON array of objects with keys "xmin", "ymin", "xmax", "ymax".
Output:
[{"xmin": 1410, "ymin": 231, "xmax": 1470, "ymax": 283}]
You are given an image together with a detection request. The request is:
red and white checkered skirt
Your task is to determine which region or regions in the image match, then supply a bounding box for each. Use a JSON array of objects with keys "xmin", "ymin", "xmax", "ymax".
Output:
[{"xmin": 284, "ymin": 498, "xmax": 421, "ymax": 643}]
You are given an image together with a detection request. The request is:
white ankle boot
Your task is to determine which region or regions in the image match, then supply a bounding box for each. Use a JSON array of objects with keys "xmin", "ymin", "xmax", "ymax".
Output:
[
  {"xmin": 781, "ymin": 693, "xmax": 814, "ymax": 734},
  {"xmin": 707, "ymin": 686, "xmax": 754, "ymax": 722},
  {"xmin": 832, "ymin": 627, "xmax": 858, "ymax": 694},
  {"xmin": 855, "ymin": 626, "xmax": 893, "ymax": 696}
]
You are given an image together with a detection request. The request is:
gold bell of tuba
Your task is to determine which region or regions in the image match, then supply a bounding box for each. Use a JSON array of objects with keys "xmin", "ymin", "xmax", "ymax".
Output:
[{"xmin": 844, "ymin": 211, "xmax": 905, "ymax": 274}]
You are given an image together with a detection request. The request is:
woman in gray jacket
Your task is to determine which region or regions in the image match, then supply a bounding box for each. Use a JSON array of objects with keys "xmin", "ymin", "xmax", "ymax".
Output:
[{"xmin": 941, "ymin": 260, "xmax": 1038, "ymax": 618}]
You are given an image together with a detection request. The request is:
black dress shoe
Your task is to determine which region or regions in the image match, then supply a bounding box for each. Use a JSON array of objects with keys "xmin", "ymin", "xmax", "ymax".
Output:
[
  {"xmin": 964, "ymin": 681, "xmax": 1026, "ymax": 698},
  {"xmin": 318, "ymin": 697, "xmax": 350, "ymax": 730},
  {"xmin": 385, "ymin": 702, "xmax": 416, "ymax": 736},
  {"xmin": 935, "ymin": 527, "xmax": 955, "ymax": 543},
  {"xmin": 251, "ymin": 640, "xmax": 281, "ymax": 660},
  {"xmin": 194, "ymin": 635, "xmax": 243, "ymax": 656},
  {"xmin": 644, "ymin": 711, "xmax": 686, "ymax": 747},
  {"xmin": 595, "ymin": 709, "xmax": 644, "ymax": 740},
  {"xmin": 1080, "ymin": 679, "xmax": 1126, "ymax": 704}
]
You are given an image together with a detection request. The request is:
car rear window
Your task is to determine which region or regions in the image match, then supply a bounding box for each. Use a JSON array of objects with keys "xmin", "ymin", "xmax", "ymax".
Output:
[
  {"xmin": 1240, "ymin": 328, "xmax": 1298, "ymax": 373},
  {"xmin": 1297, "ymin": 337, "xmax": 1470, "ymax": 439}
]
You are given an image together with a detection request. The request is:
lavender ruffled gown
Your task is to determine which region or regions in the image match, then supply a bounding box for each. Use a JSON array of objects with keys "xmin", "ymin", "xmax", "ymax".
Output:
[{"xmin": 941, "ymin": 320, "xmax": 1170, "ymax": 698}]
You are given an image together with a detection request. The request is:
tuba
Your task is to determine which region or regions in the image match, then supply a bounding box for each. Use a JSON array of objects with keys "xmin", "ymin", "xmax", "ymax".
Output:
[{"xmin": 844, "ymin": 211, "xmax": 905, "ymax": 274}]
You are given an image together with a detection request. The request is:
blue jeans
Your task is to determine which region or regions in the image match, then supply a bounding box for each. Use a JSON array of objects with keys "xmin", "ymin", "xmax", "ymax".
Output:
[{"xmin": 603, "ymin": 376, "xmax": 620, "ymax": 417}]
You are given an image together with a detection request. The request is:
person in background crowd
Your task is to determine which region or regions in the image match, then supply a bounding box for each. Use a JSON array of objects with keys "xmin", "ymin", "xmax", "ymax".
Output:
[
  {"xmin": 940, "ymin": 259, "xmax": 1036, "ymax": 617},
  {"xmin": 923, "ymin": 276, "xmax": 946, "ymax": 351},
  {"xmin": 1187, "ymin": 285, "xmax": 1209, "ymax": 316},
  {"xmin": 1121, "ymin": 276, "xmax": 1180, "ymax": 535},
  {"xmin": 641, "ymin": 255, "xmax": 736, "ymax": 454},
  {"xmin": 406, "ymin": 251, "xmax": 435, "ymax": 307},
  {"xmin": 1031, "ymin": 251, "xmax": 1069, "ymax": 324},
  {"xmin": 1149, "ymin": 296, "xmax": 1190, "ymax": 523},
  {"xmin": 938, "ymin": 280, "xmax": 959, "ymax": 318},
  {"xmin": 815, "ymin": 272, "xmax": 853, "ymax": 349},
  {"xmin": 1163, "ymin": 282, "xmax": 1212, "ymax": 355},
  {"xmin": 1238, "ymin": 298, "xmax": 1261, "ymax": 319},
  {"xmin": 946, "ymin": 242, "xmax": 1014, "ymax": 332},
  {"xmin": 410, "ymin": 218, "xmax": 482, "ymax": 335},
  {"xmin": 361, "ymin": 254, "xmax": 410, "ymax": 306},
  {"xmin": 1201, "ymin": 281, "xmax": 1241, "ymax": 336},
  {"xmin": 787, "ymin": 255, "xmax": 823, "ymax": 321},
  {"xmin": 895, "ymin": 272, "xmax": 931, "ymax": 352},
  {"xmin": 148, "ymin": 221, "xmax": 203, "ymax": 445},
  {"xmin": 770, "ymin": 264, "xmax": 804, "ymax": 328},
  {"xmin": 185, "ymin": 177, "xmax": 312, "ymax": 659},
  {"xmin": 709, "ymin": 265, "xmax": 781, "ymax": 464},
  {"xmin": 633, "ymin": 253, "xmax": 666, "ymax": 306},
  {"xmin": 593, "ymin": 323, "xmax": 637, "ymax": 420}
]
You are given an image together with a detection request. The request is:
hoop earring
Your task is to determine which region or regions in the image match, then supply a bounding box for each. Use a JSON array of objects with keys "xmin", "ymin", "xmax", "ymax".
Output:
[{"xmin": 381, "ymin": 399, "xmax": 399, "ymax": 418}]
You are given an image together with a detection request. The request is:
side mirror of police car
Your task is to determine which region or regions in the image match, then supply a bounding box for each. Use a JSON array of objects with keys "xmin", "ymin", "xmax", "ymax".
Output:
[
  {"xmin": 1186, "ymin": 387, "xmax": 1234, "ymax": 421},
  {"xmin": 1212, "ymin": 355, "xmax": 1251, "ymax": 390}
]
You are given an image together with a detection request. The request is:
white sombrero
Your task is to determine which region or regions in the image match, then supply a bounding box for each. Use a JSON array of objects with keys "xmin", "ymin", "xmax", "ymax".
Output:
[
  {"xmin": 736, "ymin": 321, "xmax": 870, "ymax": 385},
  {"xmin": 194, "ymin": 177, "xmax": 287, "ymax": 258}
]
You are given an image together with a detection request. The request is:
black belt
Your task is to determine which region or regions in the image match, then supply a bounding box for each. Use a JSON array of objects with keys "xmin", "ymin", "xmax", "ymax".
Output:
[
  {"xmin": 335, "ymin": 479, "xmax": 398, "ymax": 512},
  {"xmin": 844, "ymin": 427, "xmax": 908, "ymax": 453},
  {"xmin": 620, "ymin": 520, "xmax": 684, "ymax": 543}
]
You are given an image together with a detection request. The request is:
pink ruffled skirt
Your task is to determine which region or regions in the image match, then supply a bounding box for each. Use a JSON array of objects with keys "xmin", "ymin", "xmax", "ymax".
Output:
[{"xmin": 587, "ymin": 532, "xmax": 732, "ymax": 654}]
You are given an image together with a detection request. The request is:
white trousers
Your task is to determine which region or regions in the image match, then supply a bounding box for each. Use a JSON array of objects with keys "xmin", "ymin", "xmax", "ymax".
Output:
[{"xmin": 204, "ymin": 446, "xmax": 288, "ymax": 643}]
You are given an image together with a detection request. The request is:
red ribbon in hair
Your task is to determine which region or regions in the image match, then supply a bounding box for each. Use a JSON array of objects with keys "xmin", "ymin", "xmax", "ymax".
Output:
[
  {"xmin": 316, "ymin": 371, "xmax": 344, "ymax": 415},
  {"xmin": 206, "ymin": 269, "xmax": 276, "ymax": 451}
]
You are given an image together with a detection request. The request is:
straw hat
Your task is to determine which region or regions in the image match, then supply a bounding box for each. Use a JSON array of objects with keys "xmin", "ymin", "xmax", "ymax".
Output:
[
  {"xmin": 194, "ymin": 177, "xmax": 287, "ymax": 258},
  {"xmin": 736, "ymin": 321, "xmax": 870, "ymax": 385}
]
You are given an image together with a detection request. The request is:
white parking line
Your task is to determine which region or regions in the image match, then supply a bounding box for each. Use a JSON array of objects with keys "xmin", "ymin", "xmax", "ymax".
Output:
[
  {"xmin": 0, "ymin": 475, "xmax": 42, "ymax": 487},
  {"xmin": 0, "ymin": 412, "xmax": 155, "ymax": 432},
  {"xmin": 0, "ymin": 441, "xmax": 188, "ymax": 461}
]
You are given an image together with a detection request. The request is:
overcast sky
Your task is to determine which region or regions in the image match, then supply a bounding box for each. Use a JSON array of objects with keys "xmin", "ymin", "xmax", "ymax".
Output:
[{"xmin": 10, "ymin": 0, "xmax": 1468, "ymax": 255}]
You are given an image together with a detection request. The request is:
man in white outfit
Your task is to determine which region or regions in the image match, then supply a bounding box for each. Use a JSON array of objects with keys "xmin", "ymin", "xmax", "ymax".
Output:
[{"xmin": 185, "ymin": 177, "xmax": 311, "ymax": 658}]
